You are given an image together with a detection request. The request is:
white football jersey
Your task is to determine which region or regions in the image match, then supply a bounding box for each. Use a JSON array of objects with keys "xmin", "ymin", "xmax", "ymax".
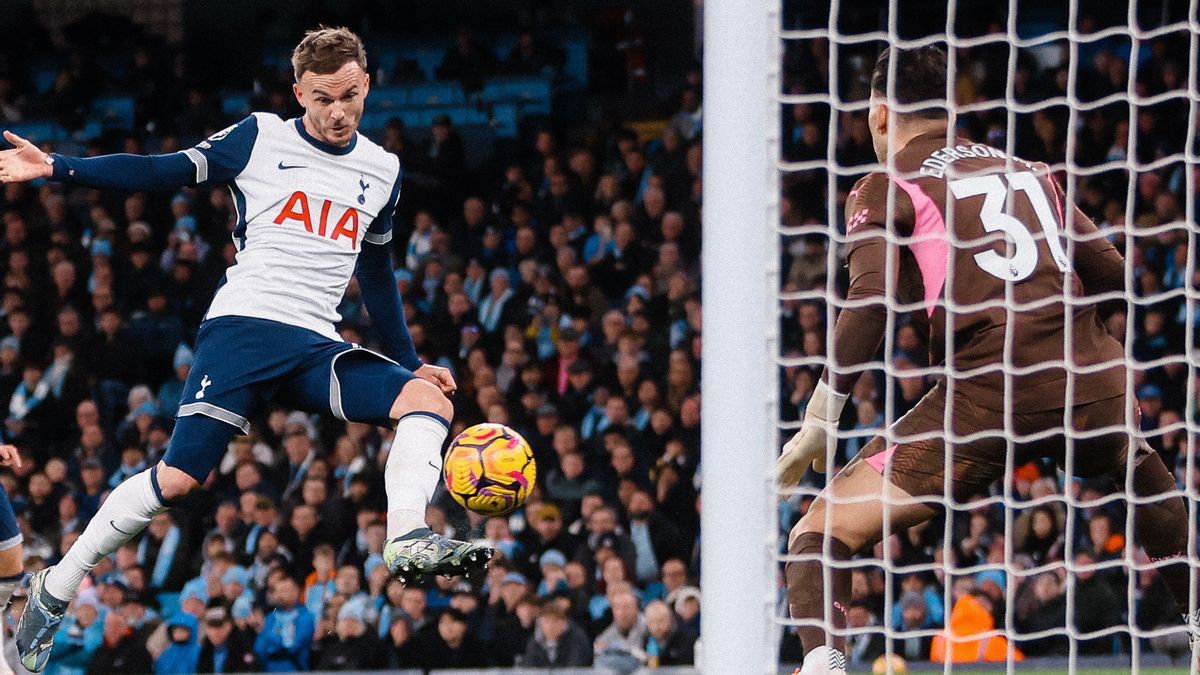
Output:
[{"xmin": 180, "ymin": 113, "xmax": 401, "ymax": 340}]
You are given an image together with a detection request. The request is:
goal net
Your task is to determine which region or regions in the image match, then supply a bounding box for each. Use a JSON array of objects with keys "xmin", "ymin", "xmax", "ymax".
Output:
[{"xmin": 770, "ymin": 1, "xmax": 1199, "ymax": 673}]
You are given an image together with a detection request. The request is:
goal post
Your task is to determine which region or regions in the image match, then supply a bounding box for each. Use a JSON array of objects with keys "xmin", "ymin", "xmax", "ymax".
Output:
[{"xmin": 700, "ymin": 0, "xmax": 780, "ymax": 673}]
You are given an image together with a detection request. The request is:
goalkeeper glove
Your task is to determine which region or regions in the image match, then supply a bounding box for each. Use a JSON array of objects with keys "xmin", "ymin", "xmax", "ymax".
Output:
[{"xmin": 776, "ymin": 380, "xmax": 848, "ymax": 487}]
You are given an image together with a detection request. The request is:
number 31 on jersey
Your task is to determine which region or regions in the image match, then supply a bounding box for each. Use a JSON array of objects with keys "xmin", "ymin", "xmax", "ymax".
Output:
[{"xmin": 949, "ymin": 172, "xmax": 1070, "ymax": 282}]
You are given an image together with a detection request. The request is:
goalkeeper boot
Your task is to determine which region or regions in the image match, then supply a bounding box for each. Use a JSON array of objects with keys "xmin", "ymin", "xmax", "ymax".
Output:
[
  {"xmin": 1186, "ymin": 609, "xmax": 1200, "ymax": 674},
  {"xmin": 14, "ymin": 569, "xmax": 67, "ymax": 673},
  {"xmin": 383, "ymin": 527, "xmax": 494, "ymax": 583},
  {"xmin": 798, "ymin": 645, "xmax": 847, "ymax": 675}
]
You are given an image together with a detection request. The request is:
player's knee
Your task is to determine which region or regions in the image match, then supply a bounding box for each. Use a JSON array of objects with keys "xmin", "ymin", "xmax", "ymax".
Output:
[
  {"xmin": 155, "ymin": 462, "xmax": 200, "ymax": 502},
  {"xmin": 0, "ymin": 545, "xmax": 23, "ymax": 577},
  {"xmin": 792, "ymin": 506, "xmax": 827, "ymax": 546},
  {"xmin": 794, "ymin": 507, "xmax": 870, "ymax": 552},
  {"xmin": 392, "ymin": 378, "xmax": 452, "ymax": 421}
]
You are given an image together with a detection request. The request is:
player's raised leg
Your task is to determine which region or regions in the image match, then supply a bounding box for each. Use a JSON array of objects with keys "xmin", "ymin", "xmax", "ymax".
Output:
[
  {"xmin": 381, "ymin": 377, "xmax": 493, "ymax": 581},
  {"xmin": 302, "ymin": 349, "xmax": 493, "ymax": 582},
  {"xmin": 17, "ymin": 414, "xmax": 237, "ymax": 672}
]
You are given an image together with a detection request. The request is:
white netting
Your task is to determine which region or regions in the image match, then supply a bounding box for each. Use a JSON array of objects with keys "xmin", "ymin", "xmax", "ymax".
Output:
[{"xmin": 775, "ymin": 1, "xmax": 1200, "ymax": 672}]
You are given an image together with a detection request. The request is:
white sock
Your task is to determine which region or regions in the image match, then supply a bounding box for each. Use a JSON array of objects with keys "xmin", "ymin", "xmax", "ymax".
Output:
[
  {"xmin": 44, "ymin": 469, "xmax": 166, "ymax": 601},
  {"xmin": 799, "ymin": 645, "xmax": 846, "ymax": 675},
  {"xmin": 385, "ymin": 413, "xmax": 449, "ymax": 539}
]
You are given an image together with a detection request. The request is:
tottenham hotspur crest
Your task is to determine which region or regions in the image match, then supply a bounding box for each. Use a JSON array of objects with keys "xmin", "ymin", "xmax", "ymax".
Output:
[
  {"xmin": 357, "ymin": 176, "xmax": 370, "ymax": 205},
  {"xmin": 195, "ymin": 375, "xmax": 212, "ymax": 400}
]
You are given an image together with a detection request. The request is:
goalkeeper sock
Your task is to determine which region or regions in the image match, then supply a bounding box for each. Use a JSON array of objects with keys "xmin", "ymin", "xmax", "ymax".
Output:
[
  {"xmin": 787, "ymin": 531, "xmax": 853, "ymax": 657},
  {"xmin": 1130, "ymin": 444, "xmax": 1193, "ymax": 615},
  {"xmin": 385, "ymin": 412, "xmax": 450, "ymax": 540},
  {"xmin": 45, "ymin": 467, "xmax": 167, "ymax": 601}
]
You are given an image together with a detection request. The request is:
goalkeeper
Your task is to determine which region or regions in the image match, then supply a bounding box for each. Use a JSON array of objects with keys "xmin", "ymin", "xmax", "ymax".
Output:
[{"xmin": 778, "ymin": 45, "xmax": 1194, "ymax": 675}]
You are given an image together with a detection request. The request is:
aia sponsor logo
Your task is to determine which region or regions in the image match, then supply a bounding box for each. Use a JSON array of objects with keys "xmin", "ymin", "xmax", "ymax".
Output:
[{"xmin": 273, "ymin": 191, "xmax": 361, "ymax": 249}]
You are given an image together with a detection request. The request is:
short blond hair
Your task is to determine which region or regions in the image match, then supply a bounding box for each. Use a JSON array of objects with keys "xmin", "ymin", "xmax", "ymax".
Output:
[{"xmin": 291, "ymin": 26, "xmax": 367, "ymax": 83}]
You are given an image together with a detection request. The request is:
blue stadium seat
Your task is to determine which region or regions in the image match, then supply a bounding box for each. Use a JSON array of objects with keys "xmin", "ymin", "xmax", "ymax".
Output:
[
  {"xmin": 562, "ymin": 33, "xmax": 589, "ymax": 86},
  {"xmin": 358, "ymin": 111, "xmax": 400, "ymax": 132},
  {"xmin": 404, "ymin": 82, "xmax": 464, "ymax": 106},
  {"xmin": 4, "ymin": 120, "xmax": 67, "ymax": 144},
  {"xmin": 221, "ymin": 94, "xmax": 252, "ymax": 118},
  {"xmin": 444, "ymin": 106, "xmax": 488, "ymax": 126},
  {"xmin": 490, "ymin": 102, "xmax": 519, "ymax": 138},
  {"xmin": 77, "ymin": 120, "xmax": 105, "ymax": 140},
  {"xmin": 92, "ymin": 96, "xmax": 135, "ymax": 130},
  {"xmin": 31, "ymin": 66, "xmax": 58, "ymax": 94},
  {"xmin": 480, "ymin": 76, "xmax": 551, "ymax": 104},
  {"xmin": 369, "ymin": 86, "xmax": 410, "ymax": 110}
]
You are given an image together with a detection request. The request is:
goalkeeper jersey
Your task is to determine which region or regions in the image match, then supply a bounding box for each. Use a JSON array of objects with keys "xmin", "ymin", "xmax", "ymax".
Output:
[{"xmin": 829, "ymin": 131, "xmax": 1125, "ymax": 412}]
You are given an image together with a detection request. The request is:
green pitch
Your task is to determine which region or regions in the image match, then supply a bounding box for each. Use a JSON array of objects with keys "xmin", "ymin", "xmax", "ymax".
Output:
[
  {"xmin": 1019, "ymin": 670, "xmax": 1180, "ymax": 675},
  {"xmin": 902, "ymin": 669, "xmax": 1183, "ymax": 674},
  {"xmin": 892, "ymin": 662, "xmax": 1180, "ymax": 667}
]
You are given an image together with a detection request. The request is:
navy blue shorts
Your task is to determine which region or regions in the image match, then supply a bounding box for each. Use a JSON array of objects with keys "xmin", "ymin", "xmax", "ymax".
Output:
[
  {"xmin": 165, "ymin": 316, "xmax": 416, "ymax": 478},
  {"xmin": 0, "ymin": 486, "xmax": 21, "ymax": 551}
]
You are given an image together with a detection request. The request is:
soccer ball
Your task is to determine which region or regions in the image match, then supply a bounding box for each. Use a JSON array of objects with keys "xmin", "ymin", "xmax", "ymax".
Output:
[
  {"xmin": 872, "ymin": 655, "xmax": 907, "ymax": 675},
  {"xmin": 443, "ymin": 423, "xmax": 536, "ymax": 516}
]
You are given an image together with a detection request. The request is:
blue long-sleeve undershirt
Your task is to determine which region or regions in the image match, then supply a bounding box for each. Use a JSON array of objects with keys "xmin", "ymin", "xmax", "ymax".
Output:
[
  {"xmin": 50, "ymin": 152, "xmax": 198, "ymax": 190},
  {"xmin": 47, "ymin": 114, "xmax": 257, "ymax": 190},
  {"xmin": 356, "ymin": 241, "xmax": 422, "ymax": 372}
]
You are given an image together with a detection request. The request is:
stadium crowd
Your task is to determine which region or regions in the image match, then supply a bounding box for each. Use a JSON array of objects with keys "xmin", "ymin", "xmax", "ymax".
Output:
[{"xmin": 0, "ymin": 5, "xmax": 1194, "ymax": 674}]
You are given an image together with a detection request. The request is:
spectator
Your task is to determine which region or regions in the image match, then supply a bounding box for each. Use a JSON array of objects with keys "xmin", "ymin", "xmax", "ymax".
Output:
[
  {"xmin": 487, "ymin": 571, "xmax": 535, "ymax": 666},
  {"xmin": 643, "ymin": 599, "xmax": 696, "ymax": 665},
  {"xmin": 626, "ymin": 489, "xmax": 686, "ymax": 584},
  {"xmin": 436, "ymin": 26, "xmax": 495, "ymax": 91},
  {"xmin": 523, "ymin": 601, "xmax": 592, "ymax": 666},
  {"xmin": 594, "ymin": 589, "xmax": 647, "ymax": 673},
  {"xmin": 845, "ymin": 601, "xmax": 886, "ymax": 666},
  {"xmin": 314, "ymin": 598, "xmax": 387, "ymax": 670},
  {"xmin": 384, "ymin": 615, "xmax": 421, "ymax": 669},
  {"xmin": 891, "ymin": 591, "xmax": 934, "ymax": 661},
  {"xmin": 253, "ymin": 575, "xmax": 314, "ymax": 672},
  {"xmin": 1015, "ymin": 573, "xmax": 1068, "ymax": 656},
  {"xmin": 87, "ymin": 611, "xmax": 153, "ymax": 675},
  {"xmin": 417, "ymin": 608, "xmax": 489, "ymax": 669},
  {"xmin": 155, "ymin": 613, "xmax": 201, "ymax": 675},
  {"xmin": 1073, "ymin": 550, "xmax": 1125, "ymax": 655},
  {"xmin": 196, "ymin": 605, "xmax": 260, "ymax": 674}
]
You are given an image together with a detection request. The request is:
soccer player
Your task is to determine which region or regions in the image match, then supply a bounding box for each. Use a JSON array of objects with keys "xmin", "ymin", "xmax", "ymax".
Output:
[
  {"xmin": 776, "ymin": 46, "xmax": 1193, "ymax": 675},
  {"xmin": 0, "ymin": 27, "xmax": 492, "ymax": 671}
]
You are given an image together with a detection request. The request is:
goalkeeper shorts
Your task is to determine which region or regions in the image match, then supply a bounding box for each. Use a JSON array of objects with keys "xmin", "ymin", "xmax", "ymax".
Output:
[{"xmin": 855, "ymin": 382, "xmax": 1127, "ymax": 501}]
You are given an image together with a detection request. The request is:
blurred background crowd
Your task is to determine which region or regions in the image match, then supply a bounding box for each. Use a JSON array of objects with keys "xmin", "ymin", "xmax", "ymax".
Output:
[{"xmin": 0, "ymin": 0, "xmax": 1195, "ymax": 671}]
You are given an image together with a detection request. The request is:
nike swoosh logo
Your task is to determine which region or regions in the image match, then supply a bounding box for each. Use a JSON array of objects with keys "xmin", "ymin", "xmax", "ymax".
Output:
[
  {"xmin": 110, "ymin": 520, "xmax": 136, "ymax": 536},
  {"xmin": 277, "ymin": 162, "xmax": 305, "ymax": 170}
]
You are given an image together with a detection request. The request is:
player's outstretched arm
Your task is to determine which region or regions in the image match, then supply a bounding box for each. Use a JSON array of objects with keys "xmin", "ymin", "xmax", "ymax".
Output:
[
  {"xmin": 2, "ymin": 116, "xmax": 256, "ymax": 193},
  {"xmin": 1, "ymin": 130, "xmax": 195, "ymax": 190}
]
